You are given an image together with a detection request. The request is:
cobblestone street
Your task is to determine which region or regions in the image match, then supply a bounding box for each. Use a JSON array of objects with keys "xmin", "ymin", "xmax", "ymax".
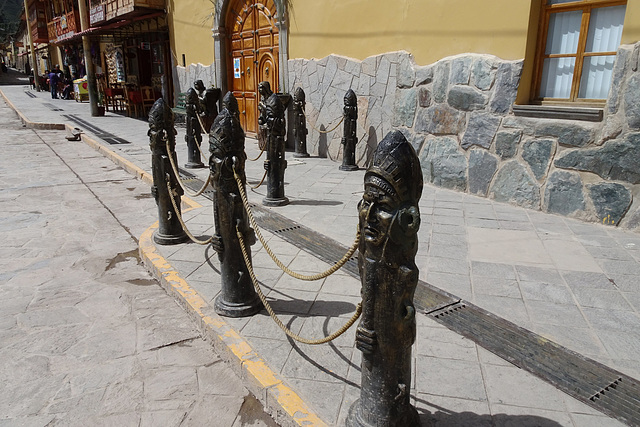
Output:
[{"xmin": 0, "ymin": 93, "xmax": 278, "ymax": 426}]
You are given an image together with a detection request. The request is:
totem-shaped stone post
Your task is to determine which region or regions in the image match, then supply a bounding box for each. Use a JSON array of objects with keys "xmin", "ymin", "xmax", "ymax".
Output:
[
  {"xmin": 261, "ymin": 93, "xmax": 289, "ymax": 206},
  {"xmin": 209, "ymin": 92, "xmax": 262, "ymax": 317},
  {"xmin": 257, "ymin": 81, "xmax": 273, "ymax": 151},
  {"xmin": 148, "ymin": 98, "xmax": 188, "ymax": 245},
  {"xmin": 347, "ymin": 130, "xmax": 423, "ymax": 427},
  {"xmin": 195, "ymin": 79, "xmax": 221, "ymax": 134},
  {"xmin": 292, "ymin": 87, "xmax": 309, "ymax": 158},
  {"xmin": 184, "ymin": 87, "xmax": 205, "ymax": 168},
  {"xmin": 340, "ymin": 88, "xmax": 359, "ymax": 171}
]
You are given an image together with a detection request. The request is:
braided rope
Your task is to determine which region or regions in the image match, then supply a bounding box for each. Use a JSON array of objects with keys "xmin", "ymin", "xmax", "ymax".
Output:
[
  {"xmin": 165, "ymin": 140, "xmax": 212, "ymax": 197},
  {"xmin": 166, "ymin": 180, "xmax": 213, "ymax": 245},
  {"xmin": 248, "ymin": 142, "xmax": 267, "ymax": 161},
  {"xmin": 302, "ymin": 108, "xmax": 344, "ymax": 134},
  {"xmin": 233, "ymin": 166, "xmax": 359, "ymax": 281},
  {"xmin": 194, "ymin": 113, "xmax": 211, "ymax": 161},
  {"xmin": 236, "ymin": 225, "xmax": 362, "ymax": 345},
  {"xmin": 250, "ymin": 170, "xmax": 268, "ymax": 190}
]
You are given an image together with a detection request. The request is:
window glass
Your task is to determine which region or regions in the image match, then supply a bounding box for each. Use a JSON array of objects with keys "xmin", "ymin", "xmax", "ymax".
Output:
[
  {"xmin": 547, "ymin": 0, "xmax": 576, "ymax": 4},
  {"xmin": 545, "ymin": 10, "xmax": 582, "ymax": 55},
  {"xmin": 540, "ymin": 57, "xmax": 576, "ymax": 98},
  {"xmin": 579, "ymin": 54, "xmax": 616, "ymax": 99},
  {"xmin": 585, "ymin": 5, "xmax": 626, "ymax": 53}
]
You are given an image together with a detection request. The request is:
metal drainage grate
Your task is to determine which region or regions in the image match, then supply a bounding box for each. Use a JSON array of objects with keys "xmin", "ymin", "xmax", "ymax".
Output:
[
  {"xmin": 43, "ymin": 102, "xmax": 64, "ymax": 112},
  {"xmin": 180, "ymin": 174, "xmax": 640, "ymax": 426},
  {"xmin": 24, "ymin": 91, "xmax": 37, "ymax": 98}
]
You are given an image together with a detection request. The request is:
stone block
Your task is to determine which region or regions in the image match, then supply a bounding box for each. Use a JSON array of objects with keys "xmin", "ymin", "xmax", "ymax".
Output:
[
  {"xmin": 420, "ymin": 136, "xmax": 468, "ymax": 191},
  {"xmin": 393, "ymin": 88, "xmax": 417, "ymax": 128},
  {"xmin": 535, "ymin": 121, "xmax": 595, "ymax": 148},
  {"xmin": 450, "ymin": 56, "xmax": 473, "ymax": 85},
  {"xmin": 469, "ymin": 149, "xmax": 498, "ymax": 196},
  {"xmin": 415, "ymin": 65, "xmax": 434, "ymax": 86},
  {"xmin": 588, "ymin": 182, "xmax": 632, "ymax": 225},
  {"xmin": 623, "ymin": 73, "xmax": 640, "ymax": 129},
  {"xmin": 495, "ymin": 130, "xmax": 522, "ymax": 159},
  {"xmin": 522, "ymin": 138, "xmax": 555, "ymax": 181},
  {"xmin": 543, "ymin": 171, "xmax": 586, "ymax": 216},
  {"xmin": 447, "ymin": 85, "xmax": 487, "ymax": 111},
  {"xmin": 399, "ymin": 128, "xmax": 426, "ymax": 153},
  {"xmin": 472, "ymin": 57, "xmax": 495, "ymax": 90},
  {"xmin": 489, "ymin": 61, "xmax": 523, "ymax": 114},
  {"xmin": 461, "ymin": 112, "xmax": 501, "ymax": 150},
  {"xmin": 397, "ymin": 56, "xmax": 416, "ymax": 88},
  {"xmin": 418, "ymin": 87, "xmax": 431, "ymax": 108},
  {"xmin": 489, "ymin": 160, "xmax": 541, "ymax": 209},
  {"xmin": 607, "ymin": 47, "xmax": 630, "ymax": 114},
  {"xmin": 415, "ymin": 104, "xmax": 465, "ymax": 135},
  {"xmin": 433, "ymin": 61, "xmax": 451, "ymax": 103},
  {"xmin": 376, "ymin": 56, "xmax": 392, "ymax": 86},
  {"xmin": 554, "ymin": 132, "xmax": 640, "ymax": 184}
]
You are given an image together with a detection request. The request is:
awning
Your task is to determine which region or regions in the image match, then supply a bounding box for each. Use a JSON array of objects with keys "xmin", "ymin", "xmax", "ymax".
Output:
[{"xmin": 51, "ymin": 11, "xmax": 165, "ymax": 44}]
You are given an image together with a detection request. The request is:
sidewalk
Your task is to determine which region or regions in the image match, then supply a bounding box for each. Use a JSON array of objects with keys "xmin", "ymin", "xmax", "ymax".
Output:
[{"xmin": 2, "ymin": 83, "xmax": 639, "ymax": 426}]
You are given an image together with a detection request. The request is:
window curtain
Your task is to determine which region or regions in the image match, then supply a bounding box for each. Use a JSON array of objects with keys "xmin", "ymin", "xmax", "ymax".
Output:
[
  {"xmin": 579, "ymin": 5, "xmax": 626, "ymax": 99},
  {"xmin": 540, "ymin": 4, "xmax": 626, "ymax": 99}
]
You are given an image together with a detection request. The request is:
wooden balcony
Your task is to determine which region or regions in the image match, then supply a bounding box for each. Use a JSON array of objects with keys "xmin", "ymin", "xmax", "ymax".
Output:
[
  {"xmin": 104, "ymin": 0, "xmax": 165, "ymax": 21},
  {"xmin": 47, "ymin": 11, "xmax": 82, "ymax": 44},
  {"xmin": 28, "ymin": 1, "xmax": 48, "ymax": 44}
]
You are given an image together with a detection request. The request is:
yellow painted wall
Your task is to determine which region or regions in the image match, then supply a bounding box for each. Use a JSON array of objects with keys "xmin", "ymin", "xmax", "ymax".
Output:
[
  {"xmin": 167, "ymin": 0, "xmax": 216, "ymax": 66},
  {"xmin": 289, "ymin": 0, "xmax": 640, "ymax": 66},
  {"xmin": 289, "ymin": 0, "xmax": 532, "ymax": 65},
  {"xmin": 622, "ymin": 1, "xmax": 640, "ymax": 44}
]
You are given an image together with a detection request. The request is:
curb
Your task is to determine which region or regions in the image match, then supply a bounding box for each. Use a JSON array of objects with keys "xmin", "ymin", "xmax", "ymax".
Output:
[
  {"xmin": 0, "ymin": 88, "xmax": 65, "ymax": 130},
  {"xmin": 139, "ymin": 221, "xmax": 327, "ymax": 427},
  {"xmin": 2, "ymin": 93, "xmax": 324, "ymax": 425}
]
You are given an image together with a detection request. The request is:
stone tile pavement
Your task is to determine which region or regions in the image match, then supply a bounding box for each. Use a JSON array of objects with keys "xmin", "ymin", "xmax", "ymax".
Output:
[{"xmin": 2, "ymin": 82, "xmax": 639, "ymax": 426}]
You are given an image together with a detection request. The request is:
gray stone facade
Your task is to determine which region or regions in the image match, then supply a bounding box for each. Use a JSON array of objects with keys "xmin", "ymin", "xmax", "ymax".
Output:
[
  {"xmin": 173, "ymin": 62, "xmax": 217, "ymax": 96},
  {"xmin": 287, "ymin": 43, "xmax": 640, "ymax": 230}
]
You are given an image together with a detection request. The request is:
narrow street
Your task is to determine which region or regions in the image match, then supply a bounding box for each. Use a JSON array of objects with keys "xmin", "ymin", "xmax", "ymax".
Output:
[{"xmin": 0, "ymin": 80, "xmax": 278, "ymax": 426}]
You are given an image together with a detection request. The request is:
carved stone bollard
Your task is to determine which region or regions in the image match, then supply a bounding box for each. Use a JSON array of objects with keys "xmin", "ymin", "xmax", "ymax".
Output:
[
  {"xmin": 340, "ymin": 89, "xmax": 359, "ymax": 171},
  {"xmin": 292, "ymin": 87, "xmax": 310, "ymax": 158},
  {"xmin": 148, "ymin": 98, "xmax": 188, "ymax": 245},
  {"xmin": 261, "ymin": 92, "xmax": 289, "ymax": 207},
  {"xmin": 195, "ymin": 79, "xmax": 221, "ymax": 134},
  {"xmin": 257, "ymin": 81, "xmax": 273, "ymax": 151},
  {"xmin": 347, "ymin": 130, "xmax": 423, "ymax": 427},
  {"xmin": 209, "ymin": 92, "xmax": 262, "ymax": 318},
  {"xmin": 184, "ymin": 87, "xmax": 205, "ymax": 168}
]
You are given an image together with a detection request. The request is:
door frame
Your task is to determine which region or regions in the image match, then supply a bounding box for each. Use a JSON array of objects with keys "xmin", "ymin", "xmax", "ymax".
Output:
[{"xmin": 212, "ymin": 0, "xmax": 289, "ymax": 99}]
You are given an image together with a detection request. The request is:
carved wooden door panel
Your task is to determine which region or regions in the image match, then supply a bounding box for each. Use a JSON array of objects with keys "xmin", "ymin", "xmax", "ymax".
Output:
[{"xmin": 227, "ymin": 0, "xmax": 278, "ymax": 136}]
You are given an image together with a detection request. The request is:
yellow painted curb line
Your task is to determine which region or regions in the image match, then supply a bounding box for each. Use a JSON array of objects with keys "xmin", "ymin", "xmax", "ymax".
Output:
[
  {"xmin": 0, "ymin": 88, "xmax": 65, "ymax": 130},
  {"xmin": 139, "ymin": 220, "xmax": 327, "ymax": 427}
]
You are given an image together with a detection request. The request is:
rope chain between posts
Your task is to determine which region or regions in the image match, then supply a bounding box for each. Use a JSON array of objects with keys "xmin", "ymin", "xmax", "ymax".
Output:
[
  {"xmin": 236, "ymin": 225, "xmax": 362, "ymax": 345},
  {"xmin": 302, "ymin": 108, "xmax": 344, "ymax": 134},
  {"xmin": 165, "ymin": 140, "xmax": 212, "ymax": 197},
  {"xmin": 166, "ymin": 180, "xmax": 213, "ymax": 245},
  {"xmin": 248, "ymin": 142, "xmax": 267, "ymax": 161},
  {"xmin": 232, "ymin": 165, "xmax": 360, "ymax": 281},
  {"xmin": 250, "ymin": 170, "xmax": 268, "ymax": 190}
]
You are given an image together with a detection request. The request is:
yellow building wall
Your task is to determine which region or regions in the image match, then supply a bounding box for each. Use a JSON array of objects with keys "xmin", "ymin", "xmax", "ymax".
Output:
[
  {"xmin": 167, "ymin": 0, "xmax": 216, "ymax": 66},
  {"xmin": 289, "ymin": 0, "xmax": 640, "ymax": 66},
  {"xmin": 289, "ymin": 0, "xmax": 532, "ymax": 65}
]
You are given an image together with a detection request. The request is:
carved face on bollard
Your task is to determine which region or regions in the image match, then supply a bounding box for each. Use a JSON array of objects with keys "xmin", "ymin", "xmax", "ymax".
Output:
[{"xmin": 358, "ymin": 130, "xmax": 423, "ymax": 260}]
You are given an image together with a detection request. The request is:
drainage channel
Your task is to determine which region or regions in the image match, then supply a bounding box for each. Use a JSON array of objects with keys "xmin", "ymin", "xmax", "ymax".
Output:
[
  {"xmin": 62, "ymin": 114, "xmax": 131, "ymax": 145},
  {"xmin": 180, "ymin": 171, "xmax": 640, "ymax": 426}
]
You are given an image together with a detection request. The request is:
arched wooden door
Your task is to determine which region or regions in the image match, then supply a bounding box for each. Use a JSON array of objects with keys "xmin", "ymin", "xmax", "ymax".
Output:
[{"xmin": 226, "ymin": 0, "xmax": 279, "ymax": 136}]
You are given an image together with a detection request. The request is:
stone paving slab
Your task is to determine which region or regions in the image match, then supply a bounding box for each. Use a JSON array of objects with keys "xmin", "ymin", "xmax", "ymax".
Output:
[{"xmin": 1, "ymin": 83, "xmax": 638, "ymax": 426}]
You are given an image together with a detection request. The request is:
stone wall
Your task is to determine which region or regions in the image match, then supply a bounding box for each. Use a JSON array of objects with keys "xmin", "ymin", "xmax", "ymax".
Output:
[
  {"xmin": 288, "ymin": 43, "xmax": 640, "ymax": 230},
  {"xmin": 173, "ymin": 62, "xmax": 216, "ymax": 97}
]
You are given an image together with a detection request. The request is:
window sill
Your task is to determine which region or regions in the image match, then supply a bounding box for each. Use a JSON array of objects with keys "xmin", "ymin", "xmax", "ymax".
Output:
[{"xmin": 513, "ymin": 104, "xmax": 603, "ymax": 122}]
